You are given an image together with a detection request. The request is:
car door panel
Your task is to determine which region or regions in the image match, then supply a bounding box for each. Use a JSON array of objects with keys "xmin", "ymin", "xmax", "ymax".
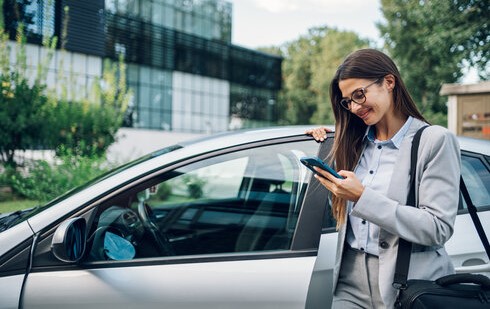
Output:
[
  {"xmin": 447, "ymin": 151, "xmax": 490, "ymax": 276},
  {"xmin": 0, "ymin": 274, "xmax": 24, "ymax": 309},
  {"xmin": 305, "ymin": 231, "xmax": 337, "ymax": 309},
  {"xmin": 22, "ymin": 255, "xmax": 316, "ymax": 308},
  {"xmin": 446, "ymin": 211, "xmax": 490, "ymax": 275}
]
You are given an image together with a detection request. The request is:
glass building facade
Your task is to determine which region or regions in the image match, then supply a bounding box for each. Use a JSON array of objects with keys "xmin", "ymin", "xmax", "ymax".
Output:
[
  {"xmin": 3, "ymin": 0, "xmax": 282, "ymax": 133},
  {"xmin": 105, "ymin": 0, "xmax": 232, "ymax": 43}
]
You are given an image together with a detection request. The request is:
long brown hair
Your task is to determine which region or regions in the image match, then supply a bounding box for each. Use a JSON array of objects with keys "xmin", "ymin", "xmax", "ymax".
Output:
[{"xmin": 329, "ymin": 49, "xmax": 426, "ymax": 229}]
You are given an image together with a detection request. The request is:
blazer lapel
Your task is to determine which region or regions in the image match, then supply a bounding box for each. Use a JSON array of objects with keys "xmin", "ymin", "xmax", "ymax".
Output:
[{"xmin": 386, "ymin": 119, "xmax": 426, "ymax": 204}]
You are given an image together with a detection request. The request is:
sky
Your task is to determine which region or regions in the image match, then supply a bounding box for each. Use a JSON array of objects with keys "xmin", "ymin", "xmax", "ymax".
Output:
[{"xmin": 228, "ymin": 0, "xmax": 383, "ymax": 49}]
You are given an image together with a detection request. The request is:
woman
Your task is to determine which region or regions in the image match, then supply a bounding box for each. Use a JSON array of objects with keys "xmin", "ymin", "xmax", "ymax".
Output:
[{"xmin": 306, "ymin": 49, "xmax": 460, "ymax": 308}]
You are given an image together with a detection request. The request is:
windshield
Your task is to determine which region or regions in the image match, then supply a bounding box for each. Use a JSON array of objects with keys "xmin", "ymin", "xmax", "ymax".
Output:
[
  {"xmin": 0, "ymin": 144, "xmax": 182, "ymax": 232},
  {"xmin": 0, "ymin": 206, "xmax": 41, "ymax": 232}
]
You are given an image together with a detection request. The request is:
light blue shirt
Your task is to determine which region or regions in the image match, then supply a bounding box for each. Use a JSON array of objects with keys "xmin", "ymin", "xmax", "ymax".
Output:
[{"xmin": 346, "ymin": 116, "xmax": 413, "ymax": 256}]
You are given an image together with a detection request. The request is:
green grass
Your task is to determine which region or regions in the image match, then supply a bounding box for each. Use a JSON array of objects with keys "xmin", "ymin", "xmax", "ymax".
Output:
[{"xmin": 0, "ymin": 200, "xmax": 40, "ymax": 214}]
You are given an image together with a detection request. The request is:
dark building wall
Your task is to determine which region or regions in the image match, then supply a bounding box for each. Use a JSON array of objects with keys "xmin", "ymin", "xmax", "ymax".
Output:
[
  {"xmin": 62, "ymin": 0, "xmax": 105, "ymax": 57},
  {"xmin": 104, "ymin": 13, "xmax": 281, "ymax": 90}
]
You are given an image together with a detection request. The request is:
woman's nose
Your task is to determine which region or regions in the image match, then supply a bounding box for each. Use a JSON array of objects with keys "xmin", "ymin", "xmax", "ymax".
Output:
[{"xmin": 349, "ymin": 101, "xmax": 363, "ymax": 112}]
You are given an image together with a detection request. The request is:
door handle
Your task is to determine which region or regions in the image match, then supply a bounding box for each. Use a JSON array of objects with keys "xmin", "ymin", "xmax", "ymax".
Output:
[{"xmin": 455, "ymin": 262, "xmax": 490, "ymax": 273}]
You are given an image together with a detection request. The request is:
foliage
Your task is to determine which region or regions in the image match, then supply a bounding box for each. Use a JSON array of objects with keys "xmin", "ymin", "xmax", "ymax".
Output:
[
  {"xmin": 155, "ymin": 183, "xmax": 172, "ymax": 201},
  {"xmin": 0, "ymin": 3, "xmax": 131, "ymax": 201},
  {"xmin": 182, "ymin": 174, "xmax": 206, "ymax": 199},
  {"xmin": 276, "ymin": 26, "xmax": 370, "ymax": 125},
  {"xmin": 46, "ymin": 58, "xmax": 131, "ymax": 157},
  {"xmin": 0, "ymin": 77, "xmax": 49, "ymax": 166},
  {"xmin": 378, "ymin": 0, "xmax": 489, "ymax": 125},
  {"xmin": 5, "ymin": 152, "xmax": 113, "ymax": 202},
  {"xmin": 309, "ymin": 30, "xmax": 370, "ymax": 124},
  {"xmin": 0, "ymin": 25, "xmax": 56, "ymax": 167},
  {"xmin": 0, "ymin": 5, "xmax": 131, "ymax": 165}
]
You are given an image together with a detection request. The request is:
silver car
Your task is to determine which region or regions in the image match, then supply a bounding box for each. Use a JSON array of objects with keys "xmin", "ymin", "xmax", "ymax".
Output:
[{"xmin": 0, "ymin": 127, "xmax": 489, "ymax": 308}]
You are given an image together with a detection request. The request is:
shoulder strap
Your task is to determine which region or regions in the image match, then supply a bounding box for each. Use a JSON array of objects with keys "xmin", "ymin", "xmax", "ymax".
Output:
[{"xmin": 393, "ymin": 125, "xmax": 428, "ymax": 289}]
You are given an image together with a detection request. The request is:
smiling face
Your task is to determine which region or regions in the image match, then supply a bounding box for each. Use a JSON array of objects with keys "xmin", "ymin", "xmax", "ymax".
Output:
[{"xmin": 338, "ymin": 76, "xmax": 395, "ymax": 126}]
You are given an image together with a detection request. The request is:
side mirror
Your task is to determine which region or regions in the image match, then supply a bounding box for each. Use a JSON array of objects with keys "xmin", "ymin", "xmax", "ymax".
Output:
[{"xmin": 51, "ymin": 217, "xmax": 87, "ymax": 263}]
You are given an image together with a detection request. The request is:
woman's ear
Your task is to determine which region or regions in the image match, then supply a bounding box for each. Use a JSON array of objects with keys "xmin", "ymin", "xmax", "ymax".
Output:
[{"xmin": 384, "ymin": 74, "xmax": 396, "ymax": 92}]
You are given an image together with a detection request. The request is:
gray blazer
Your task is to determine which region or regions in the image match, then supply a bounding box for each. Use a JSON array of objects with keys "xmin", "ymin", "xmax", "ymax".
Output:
[{"xmin": 332, "ymin": 118, "xmax": 461, "ymax": 308}]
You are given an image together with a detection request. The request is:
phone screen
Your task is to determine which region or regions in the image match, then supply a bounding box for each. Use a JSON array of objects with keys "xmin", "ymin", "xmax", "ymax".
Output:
[{"xmin": 300, "ymin": 156, "xmax": 344, "ymax": 179}]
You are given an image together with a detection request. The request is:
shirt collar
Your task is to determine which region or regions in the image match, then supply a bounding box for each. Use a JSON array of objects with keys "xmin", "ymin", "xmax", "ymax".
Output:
[{"xmin": 363, "ymin": 116, "xmax": 414, "ymax": 149}]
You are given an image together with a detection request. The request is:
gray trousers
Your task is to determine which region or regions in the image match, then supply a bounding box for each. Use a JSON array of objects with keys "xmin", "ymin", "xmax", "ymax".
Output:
[{"xmin": 331, "ymin": 246, "xmax": 385, "ymax": 309}]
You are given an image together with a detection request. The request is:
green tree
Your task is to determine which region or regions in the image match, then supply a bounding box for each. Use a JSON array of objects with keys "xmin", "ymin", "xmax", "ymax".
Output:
[
  {"xmin": 0, "ymin": 24, "xmax": 56, "ymax": 167},
  {"xmin": 0, "ymin": 31, "xmax": 129, "ymax": 165},
  {"xmin": 0, "ymin": 76, "xmax": 49, "ymax": 167},
  {"xmin": 46, "ymin": 58, "xmax": 130, "ymax": 157},
  {"xmin": 277, "ymin": 26, "xmax": 369, "ymax": 125},
  {"xmin": 281, "ymin": 27, "xmax": 323, "ymax": 125},
  {"xmin": 378, "ymin": 0, "xmax": 489, "ymax": 126},
  {"xmin": 310, "ymin": 30, "xmax": 370, "ymax": 124},
  {"xmin": 0, "ymin": 6, "xmax": 130, "ymax": 164}
]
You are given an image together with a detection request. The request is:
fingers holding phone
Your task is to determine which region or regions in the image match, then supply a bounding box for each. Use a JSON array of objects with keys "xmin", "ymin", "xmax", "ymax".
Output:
[
  {"xmin": 300, "ymin": 156, "xmax": 364, "ymax": 202},
  {"xmin": 315, "ymin": 169, "xmax": 364, "ymax": 202}
]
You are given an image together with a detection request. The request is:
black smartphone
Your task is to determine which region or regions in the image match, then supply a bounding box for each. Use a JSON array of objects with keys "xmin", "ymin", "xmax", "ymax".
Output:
[{"xmin": 300, "ymin": 156, "xmax": 344, "ymax": 179}]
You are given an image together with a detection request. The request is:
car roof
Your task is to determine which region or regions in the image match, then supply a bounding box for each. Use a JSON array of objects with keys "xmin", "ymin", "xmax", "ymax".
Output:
[
  {"xmin": 177, "ymin": 125, "xmax": 329, "ymax": 152},
  {"xmin": 457, "ymin": 136, "xmax": 490, "ymax": 156},
  {"xmin": 177, "ymin": 126, "xmax": 489, "ymax": 157}
]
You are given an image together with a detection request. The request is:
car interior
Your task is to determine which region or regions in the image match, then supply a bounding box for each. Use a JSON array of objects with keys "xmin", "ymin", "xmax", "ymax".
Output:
[{"xmin": 84, "ymin": 143, "xmax": 311, "ymax": 262}]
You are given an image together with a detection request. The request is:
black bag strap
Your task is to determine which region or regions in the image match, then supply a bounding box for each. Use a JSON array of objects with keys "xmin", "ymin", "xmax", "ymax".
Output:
[
  {"xmin": 393, "ymin": 125, "xmax": 428, "ymax": 289},
  {"xmin": 393, "ymin": 126, "xmax": 490, "ymax": 289}
]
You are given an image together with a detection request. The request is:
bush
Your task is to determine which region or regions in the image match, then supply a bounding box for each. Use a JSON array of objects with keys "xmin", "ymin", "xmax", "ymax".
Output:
[
  {"xmin": 6, "ymin": 154, "xmax": 114, "ymax": 202},
  {"xmin": 46, "ymin": 58, "xmax": 131, "ymax": 158},
  {"xmin": 0, "ymin": 27, "xmax": 53, "ymax": 167},
  {"xmin": 156, "ymin": 183, "xmax": 172, "ymax": 200},
  {"xmin": 47, "ymin": 98, "xmax": 126, "ymax": 158},
  {"xmin": 0, "ymin": 22, "xmax": 131, "ymax": 166},
  {"xmin": 182, "ymin": 175, "xmax": 207, "ymax": 199}
]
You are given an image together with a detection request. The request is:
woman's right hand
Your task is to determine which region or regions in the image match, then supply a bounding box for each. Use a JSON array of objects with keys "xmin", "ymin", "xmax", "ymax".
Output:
[
  {"xmin": 313, "ymin": 169, "xmax": 364, "ymax": 202},
  {"xmin": 305, "ymin": 127, "xmax": 331, "ymax": 142}
]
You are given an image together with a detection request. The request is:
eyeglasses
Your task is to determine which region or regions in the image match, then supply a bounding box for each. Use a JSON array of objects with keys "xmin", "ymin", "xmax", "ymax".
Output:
[{"xmin": 339, "ymin": 78, "xmax": 381, "ymax": 111}]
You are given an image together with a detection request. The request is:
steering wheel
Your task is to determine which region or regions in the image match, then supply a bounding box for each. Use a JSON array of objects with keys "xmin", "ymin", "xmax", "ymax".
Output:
[{"xmin": 137, "ymin": 202, "xmax": 175, "ymax": 256}]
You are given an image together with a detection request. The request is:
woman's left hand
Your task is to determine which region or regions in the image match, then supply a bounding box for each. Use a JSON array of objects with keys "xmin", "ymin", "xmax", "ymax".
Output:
[
  {"xmin": 313, "ymin": 168, "xmax": 364, "ymax": 202},
  {"xmin": 305, "ymin": 127, "xmax": 332, "ymax": 142}
]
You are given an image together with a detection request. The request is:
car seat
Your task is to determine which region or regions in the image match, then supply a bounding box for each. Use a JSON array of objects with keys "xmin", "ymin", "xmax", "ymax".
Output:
[{"xmin": 235, "ymin": 156, "xmax": 293, "ymax": 252}]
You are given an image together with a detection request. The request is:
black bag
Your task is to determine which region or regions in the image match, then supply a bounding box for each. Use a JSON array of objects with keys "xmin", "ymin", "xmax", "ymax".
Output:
[
  {"xmin": 396, "ymin": 274, "xmax": 490, "ymax": 308},
  {"xmin": 393, "ymin": 126, "xmax": 490, "ymax": 308}
]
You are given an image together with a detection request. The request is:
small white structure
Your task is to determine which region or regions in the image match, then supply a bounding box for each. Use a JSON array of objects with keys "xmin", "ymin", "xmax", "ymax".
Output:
[{"xmin": 440, "ymin": 81, "xmax": 490, "ymax": 140}]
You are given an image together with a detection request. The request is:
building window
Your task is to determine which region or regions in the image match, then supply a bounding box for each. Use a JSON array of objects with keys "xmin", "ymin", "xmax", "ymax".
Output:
[
  {"xmin": 172, "ymin": 71, "xmax": 229, "ymax": 133},
  {"xmin": 127, "ymin": 64, "xmax": 173, "ymax": 130},
  {"xmin": 230, "ymin": 84, "xmax": 278, "ymax": 129},
  {"xmin": 105, "ymin": 0, "xmax": 231, "ymax": 43},
  {"xmin": 3, "ymin": 0, "xmax": 55, "ymax": 42}
]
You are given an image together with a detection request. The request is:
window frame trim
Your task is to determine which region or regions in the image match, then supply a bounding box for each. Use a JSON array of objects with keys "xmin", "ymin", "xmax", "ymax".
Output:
[{"xmin": 458, "ymin": 150, "xmax": 490, "ymax": 215}]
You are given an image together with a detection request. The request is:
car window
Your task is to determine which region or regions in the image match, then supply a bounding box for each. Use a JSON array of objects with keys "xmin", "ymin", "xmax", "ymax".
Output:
[
  {"xmin": 86, "ymin": 140, "xmax": 319, "ymax": 261},
  {"xmin": 461, "ymin": 153, "xmax": 490, "ymax": 210}
]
